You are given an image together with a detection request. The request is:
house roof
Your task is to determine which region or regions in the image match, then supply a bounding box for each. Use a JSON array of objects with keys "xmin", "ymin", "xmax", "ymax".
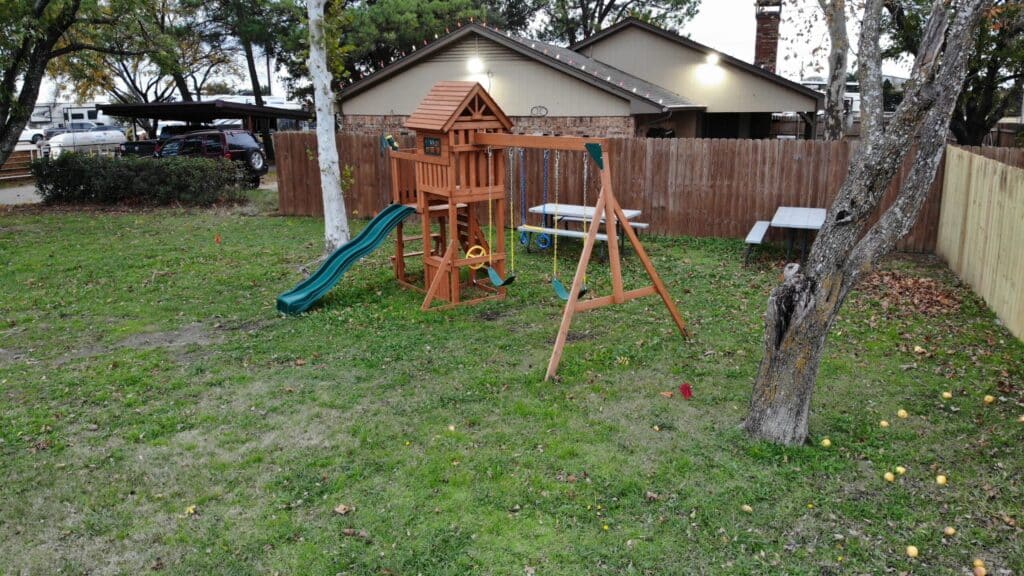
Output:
[
  {"xmin": 571, "ymin": 18, "xmax": 823, "ymax": 103},
  {"xmin": 98, "ymin": 100, "xmax": 312, "ymax": 122},
  {"xmin": 406, "ymin": 81, "xmax": 513, "ymax": 132},
  {"xmin": 509, "ymin": 34, "xmax": 698, "ymax": 110},
  {"xmin": 340, "ymin": 23, "xmax": 703, "ymax": 114}
]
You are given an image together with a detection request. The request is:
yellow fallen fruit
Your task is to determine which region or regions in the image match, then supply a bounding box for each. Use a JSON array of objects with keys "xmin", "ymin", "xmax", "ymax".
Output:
[
  {"xmin": 983, "ymin": 395, "xmax": 995, "ymax": 405},
  {"xmin": 973, "ymin": 567, "xmax": 987, "ymax": 576},
  {"xmin": 943, "ymin": 526, "xmax": 956, "ymax": 536},
  {"xmin": 906, "ymin": 545, "xmax": 918, "ymax": 558},
  {"xmin": 895, "ymin": 466, "xmax": 906, "ymax": 475},
  {"xmin": 897, "ymin": 409, "xmax": 909, "ymax": 419},
  {"xmin": 973, "ymin": 559, "xmax": 985, "ymax": 568},
  {"xmin": 741, "ymin": 504, "xmax": 753, "ymax": 513},
  {"xmin": 880, "ymin": 420, "xmax": 890, "ymax": 428},
  {"xmin": 884, "ymin": 472, "xmax": 895, "ymax": 482},
  {"xmin": 936, "ymin": 474, "xmax": 948, "ymax": 486},
  {"xmin": 942, "ymin": 391, "xmax": 953, "ymax": 400},
  {"xmin": 820, "ymin": 438, "xmax": 831, "ymax": 448}
]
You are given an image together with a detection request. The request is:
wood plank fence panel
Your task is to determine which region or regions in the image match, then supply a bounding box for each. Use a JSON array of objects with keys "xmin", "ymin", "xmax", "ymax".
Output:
[
  {"xmin": 937, "ymin": 147, "xmax": 1024, "ymax": 339},
  {"xmin": 274, "ymin": 131, "xmax": 1024, "ymax": 252}
]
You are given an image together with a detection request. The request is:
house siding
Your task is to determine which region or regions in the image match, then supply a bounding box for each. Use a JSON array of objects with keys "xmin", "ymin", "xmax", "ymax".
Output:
[
  {"xmin": 579, "ymin": 26, "xmax": 818, "ymax": 114},
  {"xmin": 341, "ymin": 37, "xmax": 633, "ymax": 118}
]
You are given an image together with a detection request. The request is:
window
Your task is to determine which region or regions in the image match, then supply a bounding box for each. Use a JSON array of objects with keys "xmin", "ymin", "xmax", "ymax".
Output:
[
  {"xmin": 160, "ymin": 141, "xmax": 181, "ymax": 156},
  {"xmin": 201, "ymin": 134, "xmax": 224, "ymax": 154},
  {"xmin": 179, "ymin": 137, "xmax": 202, "ymax": 155},
  {"xmin": 71, "ymin": 113, "xmax": 84, "ymax": 120},
  {"xmin": 423, "ymin": 137, "xmax": 441, "ymax": 156},
  {"xmin": 87, "ymin": 110, "xmax": 98, "ymax": 119},
  {"xmin": 226, "ymin": 131, "xmax": 259, "ymax": 148}
]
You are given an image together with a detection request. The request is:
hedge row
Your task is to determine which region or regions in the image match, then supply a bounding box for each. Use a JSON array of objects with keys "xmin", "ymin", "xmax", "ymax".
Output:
[{"xmin": 31, "ymin": 153, "xmax": 243, "ymax": 206}]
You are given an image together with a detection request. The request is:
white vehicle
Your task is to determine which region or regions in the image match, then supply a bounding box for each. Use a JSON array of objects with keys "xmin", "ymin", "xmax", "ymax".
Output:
[
  {"xmin": 46, "ymin": 127, "xmax": 126, "ymax": 158},
  {"xmin": 61, "ymin": 104, "xmax": 116, "ymax": 126},
  {"xmin": 18, "ymin": 127, "xmax": 46, "ymax": 144}
]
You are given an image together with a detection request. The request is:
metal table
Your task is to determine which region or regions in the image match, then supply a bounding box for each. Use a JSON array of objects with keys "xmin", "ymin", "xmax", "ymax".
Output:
[{"xmin": 770, "ymin": 207, "xmax": 827, "ymax": 260}]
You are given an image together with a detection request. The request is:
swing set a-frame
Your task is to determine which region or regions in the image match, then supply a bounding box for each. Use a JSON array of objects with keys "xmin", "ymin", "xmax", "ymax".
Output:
[{"xmin": 389, "ymin": 81, "xmax": 687, "ymax": 380}]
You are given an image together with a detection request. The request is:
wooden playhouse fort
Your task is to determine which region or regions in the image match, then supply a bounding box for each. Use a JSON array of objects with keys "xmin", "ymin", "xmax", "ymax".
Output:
[{"xmin": 385, "ymin": 81, "xmax": 687, "ymax": 378}]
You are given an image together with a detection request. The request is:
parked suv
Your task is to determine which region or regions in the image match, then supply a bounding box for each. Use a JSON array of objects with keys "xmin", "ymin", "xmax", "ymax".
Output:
[{"xmin": 156, "ymin": 129, "xmax": 268, "ymax": 188}]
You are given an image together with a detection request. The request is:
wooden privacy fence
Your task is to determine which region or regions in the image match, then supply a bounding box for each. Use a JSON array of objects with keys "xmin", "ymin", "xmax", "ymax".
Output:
[
  {"xmin": 274, "ymin": 132, "xmax": 1024, "ymax": 253},
  {"xmin": 937, "ymin": 148, "xmax": 1024, "ymax": 340}
]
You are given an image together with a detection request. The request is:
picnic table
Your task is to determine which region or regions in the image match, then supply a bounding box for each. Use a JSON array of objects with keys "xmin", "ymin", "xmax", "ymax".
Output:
[
  {"xmin": 519, "ymin": 203, "xmax": 647, "ymax": 252},
  {"xmin": 744, "ymin": 207, "xmax": 827, "ymax": 264},
  {"xmin": 770, "ymin": 207, "xmax": 827, "ymax": 260}
]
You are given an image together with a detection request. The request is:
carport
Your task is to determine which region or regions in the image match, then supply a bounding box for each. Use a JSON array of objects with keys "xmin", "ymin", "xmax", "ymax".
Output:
[{"xmin": 98, "ymin": 100, "xmax": 312, "ymax": 160}]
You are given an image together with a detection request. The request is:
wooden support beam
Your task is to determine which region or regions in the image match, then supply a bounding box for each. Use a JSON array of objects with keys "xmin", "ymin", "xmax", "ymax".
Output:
[
  {"xmin": 421, "ymin": 240, "xmax": 457, "ymax": 311},
  {"xmin": 545, "ymin": 192, "xmax": 605, "ymax": 381},
  {"xmin": 544, "ymin": 145, "xmax": 688, "ymax": 381},
  {"xmin": 573, "ymin": 286, "xmax": 657, "ymax": 312},
  {"xmin": 475, "ymin": 132, "xmax": 609, "ymax": 152}
]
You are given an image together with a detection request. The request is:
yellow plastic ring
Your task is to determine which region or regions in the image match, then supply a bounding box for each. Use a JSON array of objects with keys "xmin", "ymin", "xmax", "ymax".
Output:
[{"xmin": 466, "ymin": 245, "xmax": 487, "ymax": 269}]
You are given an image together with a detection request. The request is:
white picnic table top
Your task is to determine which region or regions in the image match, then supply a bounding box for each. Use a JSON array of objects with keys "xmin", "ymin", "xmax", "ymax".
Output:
[
  {"xmin": 771, "ymin": 207, "xmax": 827, "ymax": 230},
  {"xmin": 528, "ymin": 203, "xmax": 642, "ymax": 222}
]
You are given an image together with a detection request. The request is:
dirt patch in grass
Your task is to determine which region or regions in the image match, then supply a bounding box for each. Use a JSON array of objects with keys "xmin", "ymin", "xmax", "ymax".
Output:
[
  {"xmin": 546, "ymin": 330, "xmax": 595, "ymax": 345},
  {"xmin": 118, "ymin": 323, "xmax": 222, "ymax": 349},
  {"xmin": 0, "ymin": 347, "xmax": 29, "ymax": 366},
  {"xmin": 54, "ymin": 323, "xmax": 224, "ymax": 365}
]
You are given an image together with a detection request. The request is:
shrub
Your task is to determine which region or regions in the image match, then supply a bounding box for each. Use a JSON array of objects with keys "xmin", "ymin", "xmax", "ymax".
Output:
[{"xmin": 31, "ymin": 153, "xmax": 242, "ymax": 206}]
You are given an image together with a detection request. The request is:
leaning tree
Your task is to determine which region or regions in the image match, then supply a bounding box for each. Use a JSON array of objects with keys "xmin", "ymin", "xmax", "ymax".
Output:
[{"xmin": 743, "ymin": 0, "xmax": 995, "ymax": 445}]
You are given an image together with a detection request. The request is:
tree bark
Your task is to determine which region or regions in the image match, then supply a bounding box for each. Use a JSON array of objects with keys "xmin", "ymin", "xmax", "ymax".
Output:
[
  {"xmin": 819, "ymin": 0, "xmax": 849, "ymax": 141},
  {"xmin": 744, "ymin": 0, "xmax": 991, "ymax": 446},
  {"xmin": 172, "ymin": 73, "xmax": 194, "ymax": 101},
  {"xmin": 306, "ymin": 0, "xmax": 350, "ymax": 253},
  {"xmin": 242, "ymin": 39, "xmax": 265, "ymax": 107}
]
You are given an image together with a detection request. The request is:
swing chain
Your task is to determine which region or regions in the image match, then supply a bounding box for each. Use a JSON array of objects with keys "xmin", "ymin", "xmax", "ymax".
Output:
[
  {"xmin": 486, "ymin": 146, "xmax": 494, "ymax": 265},
  {"xmin": 553, "ymin": 150, "xmax": 560, "ymax": 278}
]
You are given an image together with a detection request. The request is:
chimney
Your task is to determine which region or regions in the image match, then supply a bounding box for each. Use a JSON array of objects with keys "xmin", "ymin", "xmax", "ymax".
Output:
[{"xmin": 755, "ymin": 0, "xmax": 782, "ymax": 73}]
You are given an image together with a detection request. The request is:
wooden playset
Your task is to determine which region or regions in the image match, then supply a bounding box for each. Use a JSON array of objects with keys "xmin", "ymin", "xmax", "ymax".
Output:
[{"xmin": 387, "ymin": 81, "xmax": 687, "ymax": 379}]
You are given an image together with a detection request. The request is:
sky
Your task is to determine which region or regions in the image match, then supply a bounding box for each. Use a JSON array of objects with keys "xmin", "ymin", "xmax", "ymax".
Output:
[{"xmin": 682, "ymin": 0, "xmax": 912, "ymax": 81}]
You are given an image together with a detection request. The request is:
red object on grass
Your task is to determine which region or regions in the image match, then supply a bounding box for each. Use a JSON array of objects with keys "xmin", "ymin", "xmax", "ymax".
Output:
[
  {"xmin": 679, "ymin": 383, "xmax": 693, "ymax": 400},
  {"xmin": 214, "ymin": 233, "xmax": 222, "ymax": 245}
]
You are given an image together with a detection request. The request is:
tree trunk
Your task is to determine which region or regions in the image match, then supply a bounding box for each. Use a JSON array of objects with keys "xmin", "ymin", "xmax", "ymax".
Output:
[
  {"xmin": 172, "ymin": 73, "xmax": 194, "ymax": 101},
  {"xmin": 744, "ymin": 0, "xmax": 991, "ymax": 445},
  {"xmin": 242, "ymin": 40, "xmax": 265, "ymax": 107},
  {"xmin": 744, "ymin": 271, "xmax": 836, "ymax": 444},
  {"xmin": 306, "ymin": 0, "xmax": 350, "ymax": 253},
  {"xmin": 819, "ymin": 0, "xmax": 849, "ymax": 141},
  {"xmin": 0, "ymin": 53, "xmax": 49, "ymax": 168}
]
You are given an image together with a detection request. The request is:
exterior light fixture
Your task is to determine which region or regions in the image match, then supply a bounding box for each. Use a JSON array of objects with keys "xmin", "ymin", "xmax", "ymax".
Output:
[
  {"xmin": 467, "ymin": 56, "xmax": 485, "ymax": 74},
  {"xmin": 705, "ymin": 52, "xmax": 720, "ymax": 65}
]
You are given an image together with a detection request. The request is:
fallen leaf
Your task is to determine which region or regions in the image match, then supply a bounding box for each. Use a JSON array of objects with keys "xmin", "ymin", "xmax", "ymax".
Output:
[
  {"xmin": 294, "ymin": 358, "xmax": 306, "ymax": 366},
  {"xmin": 680, "ymin": 383, "xmax": 694, "ymax": 400},
  {"xmin": 341, "ymin": 528, "xmax": 369, "ymax": 539},
  {"xmin": 333, "ymin": 504, "xmax": 354, "ymax": 515},
  {"xmin": 659, "ymin": 391, "xmax": 673, "ymax": 398},
  {"xmin": 645, "ymin": 491, "xmax": 660, "ymax": 502}
]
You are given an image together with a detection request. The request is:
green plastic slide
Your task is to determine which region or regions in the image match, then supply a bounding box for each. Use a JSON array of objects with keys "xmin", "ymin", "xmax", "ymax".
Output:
[{"xmin": 276, "ymin": 204, "xmax": 415, "ymax": 314}]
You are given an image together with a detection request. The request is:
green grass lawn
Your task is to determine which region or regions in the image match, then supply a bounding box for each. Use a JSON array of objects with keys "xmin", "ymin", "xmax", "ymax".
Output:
[{"xmin": 1, "ymin": 194, "xmax": 1021, "ymax": 575}]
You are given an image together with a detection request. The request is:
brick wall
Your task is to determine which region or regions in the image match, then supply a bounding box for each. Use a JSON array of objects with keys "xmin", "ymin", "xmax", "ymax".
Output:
[
  {"xmin": 340, "ymin": 114, "xmax": 636, "ymax": 138},
  {"xmin": 754, "ymin": 1, "xmax": 782, "ymax": 73}
]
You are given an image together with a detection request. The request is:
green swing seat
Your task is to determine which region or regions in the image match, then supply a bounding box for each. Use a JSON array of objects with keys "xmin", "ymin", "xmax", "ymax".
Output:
[
  {"xmin": 552, "ymin": 278, "xmax": 587, "ymax": 301},
  {"xmin": 486, "ymin": 266, "xmax": 516, "ymax": 288}
]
